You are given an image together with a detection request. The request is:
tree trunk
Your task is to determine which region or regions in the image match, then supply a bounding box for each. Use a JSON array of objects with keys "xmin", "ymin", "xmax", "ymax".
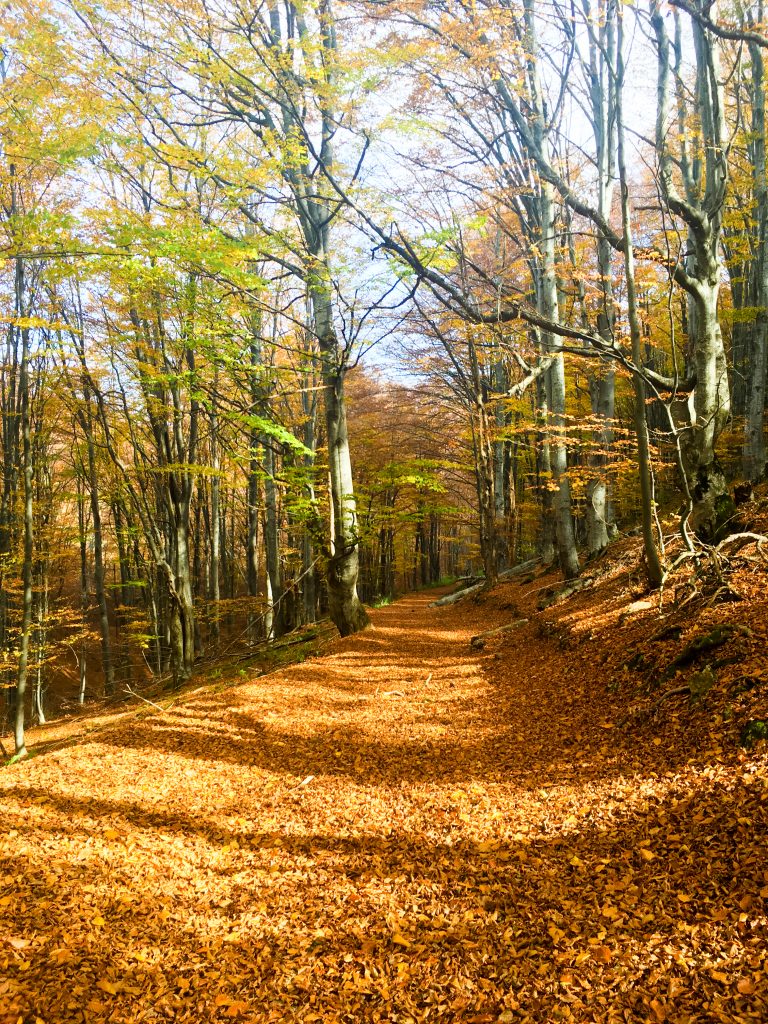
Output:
[
  {"xmin": 540, "ymin": 184, "xmax": 580, "ymax": 580},
  {"xmin": 77, "ymin": 472, "xmax": 89, "ymax": 704},
  {"xmin": 744, "ymin": 33, "xmax": 768, "ymax": 483},
  {"xmin": 14, "ymin": 286, "xmax": 32, "ymax": 757},
  {"xmin": 586, "ymin": 368, "xmax": 615, "ymax": 556},
  {"xmin": 84, "ymin": 414, "xmax": 115, "ymax": 695},
  {"xmin": 209, "ymin": 384, "xmax": 221, "ymax": 644},
  {"xmin": 247, "ymin": 460, "xmax": 260, "ymax": 643},
  {"xmin": 617, "ymin": 4, "xmax": 664, "ymax": 588},
  {"xmin": 524, "ymin": 0, "xmax": 579, "ymax": 580},
  {"xmin": 263, "ymin": 439, "xmax": 284, "ymax": 640},
  {"xmin": 651, "ymin": 3, "xmax": 731, "ymax": 538},
  {"xmin": 171, "ymin": 519, "xmax": 195, "ymax": 683},
  {"xmin": 536, "ymin": 377, "xmax": 556, "ymax": 565},
  {"xmin": 312, "ymin": 288, "xmax": 369, "ymax": 636}
]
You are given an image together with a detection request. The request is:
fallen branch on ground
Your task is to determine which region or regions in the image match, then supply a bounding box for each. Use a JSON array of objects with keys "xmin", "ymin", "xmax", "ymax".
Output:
[
  {"xmin": 123, "ymin": 688, "xmax": 171, "ymax": 713},
  {"xmin": 430, "ymin": 559, "xmax": 543, "ymax": 608},
  {"xmin": 471, "ymin": 619, "xmax": 528, "ymax": 649},
  {"xmin": 430, "ymin": 581, "xmax": 485, "ymax": 607},
  {"xmin": 236, "ymin": 628, "xmax": 329, "ymax": 661}
]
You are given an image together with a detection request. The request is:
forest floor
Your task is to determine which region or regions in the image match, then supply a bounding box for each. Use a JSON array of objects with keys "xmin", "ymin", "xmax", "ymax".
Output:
[{"xmin": 1, "ymin": 534, "xmax": 768, "ymax": 1024}]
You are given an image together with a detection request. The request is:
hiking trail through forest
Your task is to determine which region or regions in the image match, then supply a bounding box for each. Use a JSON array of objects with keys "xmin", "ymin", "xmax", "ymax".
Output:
[{"xmin": 1, "ymin": 584, "xmax": 767, "ymax": 1024}]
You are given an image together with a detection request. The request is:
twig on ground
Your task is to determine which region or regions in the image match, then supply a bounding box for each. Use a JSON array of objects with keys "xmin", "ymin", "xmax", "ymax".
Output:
[
  {"xmin": 291, "ymin": 774, "xmax": 315, "ymax": 790},
  {"xmin": 123, "ymin": 687, "xmax": 170, "ymax": 713}
]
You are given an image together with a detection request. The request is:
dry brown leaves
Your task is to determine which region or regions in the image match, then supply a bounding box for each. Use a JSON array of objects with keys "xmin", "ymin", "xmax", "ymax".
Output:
[{"xmin": 1, "ymin": 556, "xmax": 767, "ymax": 1024}]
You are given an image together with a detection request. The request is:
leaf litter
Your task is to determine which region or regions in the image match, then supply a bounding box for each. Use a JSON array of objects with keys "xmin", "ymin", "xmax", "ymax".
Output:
[{"xmin": 1, "ymin": 553, "xmax": 767, "ymax": 1024}]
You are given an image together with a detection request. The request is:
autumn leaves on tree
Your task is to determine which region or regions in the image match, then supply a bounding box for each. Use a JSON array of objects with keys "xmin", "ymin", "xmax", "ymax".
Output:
[{"xmin": 2, "ymin": 0, "xmax": 768, "ymax": 755}]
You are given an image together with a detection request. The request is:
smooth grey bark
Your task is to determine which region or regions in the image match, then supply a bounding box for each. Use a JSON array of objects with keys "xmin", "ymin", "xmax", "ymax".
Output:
[
  {"xmin": 300, "ymin": 330, "xmax": 318, "ymax": 623},
  {"xmin": 465, "ymin": 328, "xmax": 499, "ymax": 586},
  {"xmin": 616, "ymin": 2, "xmax": 664, "ymax": 588},
  {"xmin": 0, "ymin": 305, "xmax": 18, "ymax": 702},
  {"xmin": 83, "ymin": 403, "xmax": 115, "ymax": 695},
  {"xmin": 524, "ymin": 0, "xmax": 579, "ymax": 580},
  {"xmin": 1, "ymin": 166, "xmax": 22, "ymax": 733},
  {"xmin": 743, "ymin": 28, "xmax": 768, "ymax": 482},
  {"xmin": 651, "ymin": 2, "xmax": 731, "ymax": 536},
  {"xmin": 246, "ymin": 335, "xmax": 262, "ymax": 645},
  {"xmin": 298, "ymin": 3, "xmax": 369, "ymax": 636},
  {"xmin": 14, "ymin": 258, "xmax": 32, "ymax": 757},
  {"xmin": 580, "ymin": 0, "xmax": 617, "ymax": 556},
  {"xmin": 313, "ymin": 286, "xmax": 369, "ymax": 635},
  {"xmin": 535, "ymin": 374, "xmax": 556, "ymax": 565},
  {"xmin": 34, "ymin": 571, "xmax": 47, "ymax": 725},
  {"xmin": 76, "ymin": 472, "xmax": 88, "ymax": 705},
  {"xmin": 209, "ymin": 370, "xmax": 221, "ymax": 644},
  {"xmin": 493, "ymin": 357, "xmax": 512, "ymax": 571},
  {"xmin": 246, "ymin": 309, "xmax": 289, "ymax": 640},
  {"xmin": 32, "ymin": 433, "xmax": 50, "ymax": 726},
  {"xmin": 262, "ymin": 437, "xmax": 284, "ymax": 640}
]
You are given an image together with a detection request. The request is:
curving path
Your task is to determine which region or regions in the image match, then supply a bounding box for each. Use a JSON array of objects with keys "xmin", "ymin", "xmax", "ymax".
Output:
[{"xmin": 1, "ymin": 589, "xmax": 766, "ymax": 1023}]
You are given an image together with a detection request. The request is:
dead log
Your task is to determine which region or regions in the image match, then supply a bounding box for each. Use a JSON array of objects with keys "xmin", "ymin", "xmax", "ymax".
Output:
[
  {"xmin": 470, "ymin": 619, "xmax": 528, "ymax": 649},
  {"xmin": 430, "ymin": 582, "xmax": 484, "ymax": 607},
  {"xmin": 430, "ymin": 558, "xmax": 542, "ymax": 608}
]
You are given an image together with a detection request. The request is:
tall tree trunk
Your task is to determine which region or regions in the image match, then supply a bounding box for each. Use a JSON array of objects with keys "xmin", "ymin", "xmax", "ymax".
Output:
[
  {"xmin": 536, "ymin": 377, "xmax": 556, "ymax": 565},
  {"xmin": 651, "ymin": 3, "xmax": 731, "ymax": 537},
  {"xmin": 14, "ymin": 267, "xmax": 32, "ymax": 757},
  {"xmin": 246, "ymin": 457, "xmax": 260, "ymax": 644},
  {"xmin": 540, "ymin": 184, "xmax": 579, "ymax": 580},
  {"xmin": 466, "ymin": 329, "xmax": 498, "ymax": 584},
  {"xmin": 524, "ymin": 0, "xmax": 579, "ymax": 580},
  {"xmin": 586, "ymin": 369, "xmax": 615, "ymax": 556},
  {"xmin": 209, "ymin": 373, "xmax": 221, "ymax": 643},
  {"xmin": 83, "ymin": 409, "xmax": 115, "ymax": 695},
  {"xmin": 493, "ymin": 359, "xmax": 510, "ymax": 571},
  {"xmin": 429, "ymin": 512, "xmax": 441, "ymax": 583},
  {"xmin": 263, "ymin": 439, "xmax": 284, "ymax": 640},
  {"xmin": 580, "ymin": 0, "xmax": 617, "ymax": 556},
  {"xmin": 312, "ymin": 287, "xmax": 369, "ymax": 636},
  {"xmin": 744, "ymin": 29, "xmax": 768, "ymax": 483},
  {"xmin": 34, "ymin": 565, "xmax": 47, "ymax": 725},
  {"xmin": 301, "ymin": 330, "xmax": 318, "ymax": 624},
  {"xmin": 617, "ymin": 3, "xmax": 664, "ymax": 588},
  {"xmin": 171, "ymin": 517, "xmax": 195, "ymax": 683},
  {"xmin": 77, "ymin": 471, "xmax": 89, "ymax": 704}
]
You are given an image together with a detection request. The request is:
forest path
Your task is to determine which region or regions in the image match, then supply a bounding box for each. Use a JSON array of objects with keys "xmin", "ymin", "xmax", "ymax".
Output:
[{"xmin": 2, "ymin": 589, "xmax": 767, "ymax": 1023}]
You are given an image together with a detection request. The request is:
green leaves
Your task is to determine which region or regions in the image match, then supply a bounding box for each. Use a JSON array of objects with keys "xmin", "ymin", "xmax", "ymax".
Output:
[{"xmin": 236, "ymin": 413, "xmax": 313, "ymax": 458}]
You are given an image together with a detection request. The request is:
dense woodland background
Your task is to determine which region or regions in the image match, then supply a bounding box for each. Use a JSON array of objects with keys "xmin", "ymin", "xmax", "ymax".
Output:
[{"xmin": 2, "ymin": 0, "xmax": 768, "ymax": 756}]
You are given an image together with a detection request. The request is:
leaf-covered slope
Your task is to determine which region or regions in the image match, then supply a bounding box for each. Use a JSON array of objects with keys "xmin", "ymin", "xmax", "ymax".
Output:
[{"xmin": 1, "ymin": 580, "xmax": 767, "ymax": 1024}]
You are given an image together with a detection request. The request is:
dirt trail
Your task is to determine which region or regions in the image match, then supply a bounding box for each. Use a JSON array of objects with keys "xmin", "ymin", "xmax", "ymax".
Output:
[{"xmin": 1, "ymin": 589, "xmax": 767, "ymax": 1024}]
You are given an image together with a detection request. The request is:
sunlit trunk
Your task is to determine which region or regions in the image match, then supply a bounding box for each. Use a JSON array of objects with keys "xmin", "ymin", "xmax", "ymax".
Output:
[{"xmin": 312, "ymin": 286, "xmax": 369, "ymax": 636}]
